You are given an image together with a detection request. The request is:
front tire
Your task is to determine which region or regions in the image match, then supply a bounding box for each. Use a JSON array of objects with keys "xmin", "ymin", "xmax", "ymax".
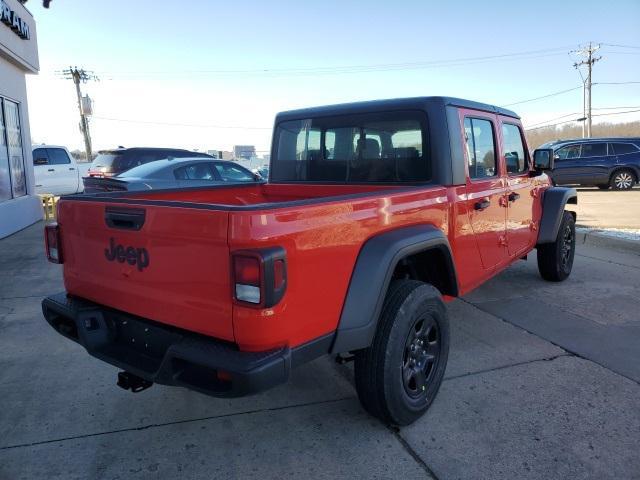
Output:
[
  {"xmin": 610, "ymin": 169, "xmax": 636, "ymax": 190},
  {"xmin": 354, "ymin": 280, "xmax": 449, "ymax": 426},
  {"xmin": 537, "ymin": 211, "xmax": 576, "ymax": 282}
]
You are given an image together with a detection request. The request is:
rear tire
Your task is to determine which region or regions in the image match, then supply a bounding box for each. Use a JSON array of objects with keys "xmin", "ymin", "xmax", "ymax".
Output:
[
  {"xmin": 354, "ymin": 280, "xmax": 449, "ymax": 426},
  {"xmin": 610, "ymin": 169, "xmax": 636, "ymax": 190},
  {"xmin": 537, "ymin": 211, "xmax": 575, "ymax": 282}
]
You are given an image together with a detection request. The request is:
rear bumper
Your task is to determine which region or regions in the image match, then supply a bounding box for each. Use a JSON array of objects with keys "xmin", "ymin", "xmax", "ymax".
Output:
[{"xmin": 42, "ymin": 293, "xmax": 329, "ymax": 397}]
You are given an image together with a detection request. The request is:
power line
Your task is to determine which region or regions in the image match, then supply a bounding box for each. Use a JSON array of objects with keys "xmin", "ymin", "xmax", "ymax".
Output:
[
  {"xmin": 594, "ymin": 81, "xmax": 640, "ymax": 85},
  {"xmin": 601, "ymin": 43, "xmax": 640, "ymax": 49},
  {"xmin": 500, "ymin": 86, "xmax": 582, "ymax": 107},
  {"xmin": 524, "ymin": 112, "xmax": 581, "ymax": 129},
  {"xmin": 92, "ymin": 116, "xmax": 272, "ymax": 130},
  {"xmin": 524, "ymin": 108, "xmax": 640, "ymax": 131},
  {"xmin": 592, "ymin": 108, "xmax": 640, "ymax": 117},
  {"xmin": 91, "ymin": 46, "xmax": 576, "ymax": 79},
  {"xmin": 592, "ymin": 105, "xmax": 640, "ymax": 110}
]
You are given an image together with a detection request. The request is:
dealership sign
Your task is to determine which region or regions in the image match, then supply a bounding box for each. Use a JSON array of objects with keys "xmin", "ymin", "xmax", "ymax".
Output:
[{"xmin": 1, "ymin": 0, "xmax": 30, "ymax": 40}]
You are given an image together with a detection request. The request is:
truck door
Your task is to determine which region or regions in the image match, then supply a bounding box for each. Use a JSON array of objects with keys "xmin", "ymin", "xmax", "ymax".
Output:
[
  {"xmin": 499, "ymin": 120, "xmax": 536, "ymax": 256},
  {"xmin": 551, "ymin": 143, "xmax": 581, "ymax": 184},
  {"xmin": 32, "ymin": 147, "xmax": 53, "ymax": 194},
  {"xmin": 47, "ymin": 148, "xmax": 78, "ymax": 194},
  {"xmin": 575, "ymin": 142, "xmax": 610, "ymax": 185},
  {"xmin": 461, "ymin": 112, "xmax": 507, "ymax": 270}
]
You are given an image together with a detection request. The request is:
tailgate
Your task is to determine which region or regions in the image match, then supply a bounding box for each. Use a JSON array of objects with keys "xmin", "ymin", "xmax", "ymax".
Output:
[{"xmin": 58, "ymin": 199, "xmax": 234, "ymax": 341}]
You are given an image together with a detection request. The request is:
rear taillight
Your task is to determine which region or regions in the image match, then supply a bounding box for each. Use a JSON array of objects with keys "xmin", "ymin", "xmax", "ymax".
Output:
[
  {"xmin": 234, "ymin": 255, "xmax": 261, "ymax": 304},
  {"xmin": 232, "ymin": 247, "xmax": 287, "ymax": 308},
  {"xmin": 45, "ymin": 223, "xmax": 63, "ymax": 263}
]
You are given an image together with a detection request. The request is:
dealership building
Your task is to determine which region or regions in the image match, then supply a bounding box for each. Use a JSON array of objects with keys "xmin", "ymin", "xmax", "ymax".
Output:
[{"xmin": 0, "ymin": 0, "xmax": 41, "ymax": 238}]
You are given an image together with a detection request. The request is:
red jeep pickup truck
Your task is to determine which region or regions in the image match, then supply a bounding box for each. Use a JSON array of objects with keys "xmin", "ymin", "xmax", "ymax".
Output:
[{"xmin": 42, "ymin": 97, "xmax": 576, "ymax": 425}]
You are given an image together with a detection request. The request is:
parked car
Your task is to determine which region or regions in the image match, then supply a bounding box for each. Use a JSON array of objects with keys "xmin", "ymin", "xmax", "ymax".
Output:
[
  {"xmin": 32, "ymin": 145, "xmax": 91, "ymax": 195},
  {"xmin": 42, "ymin": 96, "xmax": 576, "ymax": 426},
  {"xmin": 540, "ymin": 137, "xmax": 640, "ymax": 190},
  {"xmin": 87, "ymin": 147, "xmax": 213, "ymax": 178},
  {"xmin": 83, "ymin": 158, "xmax": 262, "ymax": 193}
]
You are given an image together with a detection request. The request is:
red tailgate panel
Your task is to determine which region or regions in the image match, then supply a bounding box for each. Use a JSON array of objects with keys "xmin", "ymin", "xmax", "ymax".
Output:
[{"xmin": 58, "ymin": 200, "xmax": 234, "ymax": 341}]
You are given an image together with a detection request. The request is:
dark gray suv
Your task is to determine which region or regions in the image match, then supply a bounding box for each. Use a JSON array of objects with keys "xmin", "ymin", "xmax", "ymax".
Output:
[{"xmin": 541, "ymin": 137, "xmax": 640, "ymax": 190}]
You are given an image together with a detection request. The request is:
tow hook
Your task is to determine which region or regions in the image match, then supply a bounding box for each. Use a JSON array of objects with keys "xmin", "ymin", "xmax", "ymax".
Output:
[{"xmin": 117, "ymin": 371, "xmax": 153, "ymax": 393}]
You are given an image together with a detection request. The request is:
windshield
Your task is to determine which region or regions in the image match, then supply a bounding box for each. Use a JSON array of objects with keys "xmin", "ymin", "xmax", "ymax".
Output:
[{"xmin": 271, "ymin": 111, "xmax": 430, "ymax": 183}]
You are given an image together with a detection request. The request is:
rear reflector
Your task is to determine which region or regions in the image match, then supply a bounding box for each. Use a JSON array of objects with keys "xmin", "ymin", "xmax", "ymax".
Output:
[
  {"xmin": 45, "ymin": 223, "xmax": 63, "ymax": 263},
  {"xmin": 274, "ymin": 259, "xmax": 285, "ymax": 290}
]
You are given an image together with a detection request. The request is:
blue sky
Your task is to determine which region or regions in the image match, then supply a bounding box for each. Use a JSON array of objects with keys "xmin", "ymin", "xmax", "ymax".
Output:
[{"xmin": 26, "ymin": 0, "xmax": 640, "ymax": 153}]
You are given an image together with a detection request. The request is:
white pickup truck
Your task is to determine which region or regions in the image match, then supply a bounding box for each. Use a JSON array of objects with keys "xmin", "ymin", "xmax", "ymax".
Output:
[{"xmin": 32, "ymin": 145, "xmax": 91, "ymax": 196}]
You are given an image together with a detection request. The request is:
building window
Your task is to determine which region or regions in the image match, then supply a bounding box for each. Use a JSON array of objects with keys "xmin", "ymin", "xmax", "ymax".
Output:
[{"xmin": 0, "ymin": 98, "xmax": 27, "ymax": 201}]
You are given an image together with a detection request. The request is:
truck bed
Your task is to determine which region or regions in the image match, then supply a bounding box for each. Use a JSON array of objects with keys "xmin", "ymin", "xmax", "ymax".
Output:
[{"xmin": 57, "ymin": 182, "xmax": 452, "ymax": 351}]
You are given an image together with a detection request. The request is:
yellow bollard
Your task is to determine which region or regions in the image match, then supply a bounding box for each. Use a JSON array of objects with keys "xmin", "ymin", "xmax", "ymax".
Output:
[{"xmin": 38, "ymin": 194, "xmax": 59, "ymax": 222}]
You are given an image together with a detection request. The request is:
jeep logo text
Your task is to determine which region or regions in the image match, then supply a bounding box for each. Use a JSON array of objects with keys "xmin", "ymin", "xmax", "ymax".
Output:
[{"xmin": 105, "ymin": 238, "xmax": 149, "ymax": 271}]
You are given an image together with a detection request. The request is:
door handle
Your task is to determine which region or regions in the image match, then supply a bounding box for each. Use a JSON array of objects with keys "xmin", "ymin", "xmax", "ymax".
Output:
[
  {"xmin": 47, "ymin": 169, "xmax": 55, "ymax": 172},
  {"xmin": 474, "ymin": 199, "xmax": 491, "ymax": 211},
  {"xmin": 508, "ymin": 192, "xmax": 520, "ymax": 202},
  {"xmin": 69, "ymin": 167, "xmax": 75, "ymax": 171}
]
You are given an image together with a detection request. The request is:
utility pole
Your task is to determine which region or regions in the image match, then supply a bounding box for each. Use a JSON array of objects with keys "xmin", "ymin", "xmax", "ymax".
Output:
[
  {"xmin": 573, "ymin": 43, "xmax": 601, "ymax": 138},
  {"xmin": 61, "ymin": 67, "xmax": 98, "ymax": 161}
]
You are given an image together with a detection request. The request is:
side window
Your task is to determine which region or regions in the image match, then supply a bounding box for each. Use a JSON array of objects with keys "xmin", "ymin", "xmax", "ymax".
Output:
[
  {"xmin": 464, "ymin": 117, "xmax": 497, "ymax": 179},
  {"xmin": 501, "ymin": 123, "xmax": 528, "ymax": 174},
  {"xmin": 611, "ymin": 143, "xmax": 639, "ymax": 155},
  {"xmin": 175, "ymin": 163, "xmax": 216, "ymax": 180},
  {"xmin": 213, "ymin": 163, "xmax": 255, "ymax": 182},
  {"xmin": 47, "ymin": 148, "xmax": 71, "ymax": 165},
  {"xmin": 33, "ymin": 148, "xmax": 49, "ymax": 165},
  {"xmin": 581, "ymin": 143, "xmax": 607, "ymax": 158},
  {"xmin": 555, "ymin": 145, "xmax": 581, "ymax": 161}
]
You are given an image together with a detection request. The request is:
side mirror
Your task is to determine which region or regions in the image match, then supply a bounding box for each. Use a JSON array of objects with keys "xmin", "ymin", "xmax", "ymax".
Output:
[
  {"xmin": 34, "ymin": 157, "xmax": 48, "ymax": 165},
  {"xmin": 533, "ymin": 148, "xmax": 554, "ymax": 171}
]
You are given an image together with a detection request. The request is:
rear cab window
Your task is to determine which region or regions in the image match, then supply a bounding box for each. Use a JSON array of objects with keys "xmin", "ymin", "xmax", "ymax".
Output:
[{"xmin": 271, "ymin": 111, "xmax": 430, "ymax": 183}]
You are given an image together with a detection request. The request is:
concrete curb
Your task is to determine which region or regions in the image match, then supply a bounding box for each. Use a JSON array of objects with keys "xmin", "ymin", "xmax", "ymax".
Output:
[{"xmin": 576, "ymin": 229, "xmax": 640, "ymax": 255}]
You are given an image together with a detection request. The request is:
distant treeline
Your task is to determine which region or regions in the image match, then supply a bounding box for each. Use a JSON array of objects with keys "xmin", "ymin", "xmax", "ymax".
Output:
[{"xmin": 525, "ymin": 121, "xmax": 640, "ymax": 149}]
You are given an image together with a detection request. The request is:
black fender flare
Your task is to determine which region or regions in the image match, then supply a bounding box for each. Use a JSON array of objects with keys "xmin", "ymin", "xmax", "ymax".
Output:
[
  {"xmin": 330, "ymin": 224, "xmax": 458, "ymax": 354},
  {"xmin": 537, "ymin": 187, "xmax": 577, "ymax": 244}
]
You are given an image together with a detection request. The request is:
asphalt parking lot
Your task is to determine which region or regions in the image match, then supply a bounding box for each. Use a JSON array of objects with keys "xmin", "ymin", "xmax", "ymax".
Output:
[
  {"xmin": 574, "ymin": 187, "xmax": 640, "ymax": 230},
  {"xmin": 1, "ymin": 222, "xmax": 639, "ymax": 479}
]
